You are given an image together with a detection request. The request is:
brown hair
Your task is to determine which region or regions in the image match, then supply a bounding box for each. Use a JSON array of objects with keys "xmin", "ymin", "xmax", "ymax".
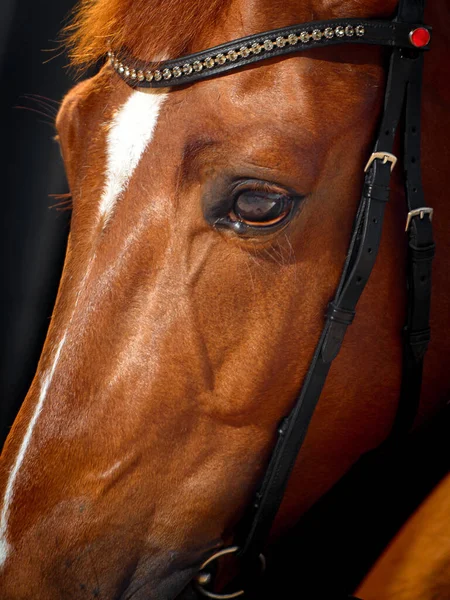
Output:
[{"xmin": 65, "ymin": 0, "xmax": 230, "ymax": 67}]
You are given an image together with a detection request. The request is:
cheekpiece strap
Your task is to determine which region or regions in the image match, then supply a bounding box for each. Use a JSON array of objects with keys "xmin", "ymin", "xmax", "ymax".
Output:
[{"xmin": 231, "ymin": 0, "xmax": 432, "ymax": 583}]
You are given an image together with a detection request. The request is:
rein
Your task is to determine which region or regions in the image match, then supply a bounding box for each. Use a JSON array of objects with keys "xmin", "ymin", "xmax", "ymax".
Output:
[{"xmin": 109, "ymin": 0, "xmax": 434, "ymax": 597}]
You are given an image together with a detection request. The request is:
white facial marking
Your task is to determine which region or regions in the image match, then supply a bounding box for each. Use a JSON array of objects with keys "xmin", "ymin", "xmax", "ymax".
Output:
[
  {"xmin": 0, "ymin": 250, "xmax": 98, "ymax": 568},
  {"xmin": 0, "ymin": 333, "xmax": 67, "ymax": 568},
  {"xmin": 0, "ymin": 90, "xmax": 168, "ymax": 568},
  {"xmin": 99, "ymin": 90, "xmax": 168, "ymax": 223}
]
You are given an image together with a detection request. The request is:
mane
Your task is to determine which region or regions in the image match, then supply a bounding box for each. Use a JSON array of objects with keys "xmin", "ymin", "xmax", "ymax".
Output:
[{"xmin": 65, "ymin": 0, "xmax": 231, "ymax": 68}]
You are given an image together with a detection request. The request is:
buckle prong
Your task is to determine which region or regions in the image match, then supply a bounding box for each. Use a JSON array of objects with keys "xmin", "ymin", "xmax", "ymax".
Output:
[
  {"xmin": 364, "ymin": 152, "xmax": 397, "ymax": 173},
  {"xmin": 405, "ymin": 207, "xmax": 434, "ymax": 232}
]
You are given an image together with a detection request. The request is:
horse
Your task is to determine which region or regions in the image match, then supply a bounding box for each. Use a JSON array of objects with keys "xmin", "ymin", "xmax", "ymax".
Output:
[
  {"xmin": 0, "ymin": 0, "xmax": 449, "ymax": 598},
  {"xmin": 357, "ymin": 472, "xmax": 450, "ymax": 600}
]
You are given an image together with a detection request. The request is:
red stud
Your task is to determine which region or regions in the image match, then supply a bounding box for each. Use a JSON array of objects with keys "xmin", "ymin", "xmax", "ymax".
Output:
[{"xmin": 409, "ymin": 27, "xmax": 431, "ymax": 48}]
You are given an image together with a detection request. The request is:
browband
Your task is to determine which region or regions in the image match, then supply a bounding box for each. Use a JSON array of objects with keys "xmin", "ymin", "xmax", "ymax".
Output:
[{"xmin": 108, "ymin": 18, "xmax": 431, "ymax": 89}]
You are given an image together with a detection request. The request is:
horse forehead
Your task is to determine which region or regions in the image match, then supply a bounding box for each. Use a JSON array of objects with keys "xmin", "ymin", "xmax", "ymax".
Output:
[
  {"xmin": 93, "ymin": 60, "xmax": 379, "ymax": 207},
  {"xmin": 319, "ymin": 0, "xmax": 398, "ymax": 16},
  {"xmin": 217, "ymin": 0, "xmax": 398, "ymax": 35}
]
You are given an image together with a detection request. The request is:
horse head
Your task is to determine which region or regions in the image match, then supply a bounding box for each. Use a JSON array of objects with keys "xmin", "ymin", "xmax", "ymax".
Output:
[{"xmin": 1, "ymin": 0, "xmax": 448, "ymax": 598}]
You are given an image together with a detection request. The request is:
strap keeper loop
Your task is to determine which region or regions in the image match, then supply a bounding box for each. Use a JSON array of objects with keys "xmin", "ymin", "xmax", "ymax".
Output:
[
  {"xmin": 326, "ymin": 302, "xmax": 355, "ymax": 325},
  {"xmin": 409, "ymin": 242, "xmax": 435, "ymax": 260},
  {"xmin": 363, "ymin": 183, "xmax": 390, "ymax": 202},
  {"xmin": 407, "ymin": 328, "xmax": 431, "ymax": 346}
]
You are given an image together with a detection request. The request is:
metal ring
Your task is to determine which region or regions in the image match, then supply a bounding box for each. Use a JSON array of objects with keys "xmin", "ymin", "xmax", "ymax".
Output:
[{"xmin": 194, "ymin": 546, "xmax": 266, "ymax": 600}]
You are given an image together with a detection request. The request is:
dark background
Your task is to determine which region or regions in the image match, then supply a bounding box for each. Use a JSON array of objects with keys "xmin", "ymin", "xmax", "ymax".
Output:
[{"xmin": 0, "ymin": 0, "xmax": 76, "ymax": 446}]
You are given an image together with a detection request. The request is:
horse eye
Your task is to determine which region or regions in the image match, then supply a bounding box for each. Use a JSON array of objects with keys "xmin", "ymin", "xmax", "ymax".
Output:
[{"xmin": 233, "ymin": 191, "xmax": 292, "ymax": 227}]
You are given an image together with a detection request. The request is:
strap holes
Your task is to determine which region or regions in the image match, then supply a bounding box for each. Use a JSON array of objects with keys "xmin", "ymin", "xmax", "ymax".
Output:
[
  {"xmin": 420, "ymin": 275, "xmax": 427, "ymax": 283},
  {"xmin": 372, "ymin": 217, "xmax": 378, "ymax": 224},
  {"xmin": 356, "ymin": 276, "xmax": 363, "ymax": 284},
  {"xmin": 413, "ymin": 187, "xmax": 418, "ymax": 193},
  {"xmin": 367, "ymin": 247, "xmax": 373, "ymax": 254},
  {"xmin": 411, "ymin": 126, "xmax": 417, "ymax": 134},
  {"xmin": 411, "ymin": 156, "xmax": 416, "ymax": 163},
  {"xmin": 385, "ymin": 129, "xmax": 390, "ymax": 136}
]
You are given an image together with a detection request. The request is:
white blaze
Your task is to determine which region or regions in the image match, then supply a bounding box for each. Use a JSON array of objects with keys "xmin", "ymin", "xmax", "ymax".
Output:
[
  {"xmin": 0, "ymin": 89, "xmax": 168, "ymax": 568},
  {"xmin": 99, "ymin": 90, "xmax": 168, "ymax": 222},
  {"xmin": 0, "ymin": 333, "xmax": 67, "ymax": 568}
]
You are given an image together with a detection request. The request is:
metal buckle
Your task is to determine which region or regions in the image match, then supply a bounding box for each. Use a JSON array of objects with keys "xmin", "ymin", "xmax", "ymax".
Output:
[
  {"xmin": 405, "ymin": 207, "xmax": 434, "ymax": 232},
  {"xmin": 194, "ymin": 546, "xmax": 266, "ymax": 599},
  {"xmin": 364, "ymin": 152, "xmax": 397, "ymax": 173}
]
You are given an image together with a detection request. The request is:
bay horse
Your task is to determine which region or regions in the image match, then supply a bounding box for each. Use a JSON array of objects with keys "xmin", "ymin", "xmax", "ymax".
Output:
[{"xmin": 1, "ymin": 0, "xmax": 449, "ymax": 598}]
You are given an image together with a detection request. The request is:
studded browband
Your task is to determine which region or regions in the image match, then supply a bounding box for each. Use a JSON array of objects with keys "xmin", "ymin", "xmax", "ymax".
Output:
[{"xmin": 108, "ymin": 18, "xmax": 431, "ymax": 89}]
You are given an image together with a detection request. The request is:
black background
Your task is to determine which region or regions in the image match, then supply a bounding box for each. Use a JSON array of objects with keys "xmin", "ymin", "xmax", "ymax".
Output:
[{"xmin": 0, "ymin": 0, "xmax": 76, "ymax": 446}]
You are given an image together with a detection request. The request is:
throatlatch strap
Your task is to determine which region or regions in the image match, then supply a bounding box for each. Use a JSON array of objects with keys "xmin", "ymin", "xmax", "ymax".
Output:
[{"xmin": 391, "ymin": 52, "xmax": 434, "ymax": 437}]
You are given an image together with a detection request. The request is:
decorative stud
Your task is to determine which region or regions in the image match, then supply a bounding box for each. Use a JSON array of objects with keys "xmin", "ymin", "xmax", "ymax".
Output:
[
  {"xmin": 345, "ymin": 25, "xmax": 354, "ymax": 36},
  {"xmin": 263, "ymin": 39, "xmax": 274, "ymax": 51},
  {"xmin": 355, "ymin": 25, "xmax": 365, "ymax": 37},
  {"xmin": 153, "ymin": 70, "xmax": 162, "ymax": 81},
  {"xmin": 204, "ymin": 57, "xmax": 215, "ymax": 68},
  {"xmin": 312, "ymin": 29, "xmax": 322, "ymax": 40},
  {"xmin": 145, "ymin": 71, "xmax": 153, "ymax": 81},
  {"xmin": 276, "ymin": 36, "xmax": 287, "ymax": 47},
  {"xmin": 183, "ymin": 63, "xmax": 193, "ymax": 74},
  {"xmin": 288, "ymin": 33, "xmax": 298, "ymax": 45},
  {"xmin": 118, "ymin": 64, "xmax": 124, "ymax": 74},
  {"xmin": 239, "ymin": 46, "xmax": 250, "ymax": 58},
  {"xmin": 227, "ymin": 50, "xmax": 238, "ymax": 61},
  {"xmin": 162, "ymin": 68, "xmax": 172, "ymax": 79},
  {"xmin": 193, "ymin": 60, "xmax": 203, "ymax": 71},
  {"xmin": 299, "ymin": 31, "xmax": 310, "ymax": 43},
  {"xmin": 172, "ymin": 66, "xmax": 182, "ymax": 77},
  {"xmin": 124, "ymin": 67, "xmax": 130, "ymax": 77},
  {"xmin": 324, "ymin": 27, "xmax": 334, "ymax": 39},
  {"xmin": 137, "ymin": 70, "xmax": 145, "ymax": 81},
  {"xmin": 114, "ymin": 60, "xmax": 120, "ymax": 69},
  {"xmin": 251, "ymin": 42, "xmax": 262, "ymax": 53},
  {"xmin": 335, "ymin": 26, "xmax": 345, "ymax": 37},
  {"xmin": 409, "ymin": 27, "xmax": 430, "ymax": 48},
  {"xmin": 216, "ymin": 53, "xmax": 227, "ymax": 64},
  {"xmin": 130, "ymin": 69, "xmax": 137, "ymax": 79}
]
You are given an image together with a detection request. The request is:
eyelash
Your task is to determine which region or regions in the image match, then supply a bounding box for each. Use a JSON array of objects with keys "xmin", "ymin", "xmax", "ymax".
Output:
[{"xmin": 50, "ymin": 192, "xmax": 73, "ymax": 212}]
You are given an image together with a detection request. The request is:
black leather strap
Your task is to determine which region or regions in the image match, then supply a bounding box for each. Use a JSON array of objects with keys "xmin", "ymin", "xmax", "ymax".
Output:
[
  {"xmin": 109, "ymin": 18, "xmax": 430, "ymax": 89},
  {"xmin": 236, "ymin": 46, "xmax": 415, "ymax": 570},
  {"xmin": 390, "ymin": 52, "xmax": 434, "ymax": 437}
]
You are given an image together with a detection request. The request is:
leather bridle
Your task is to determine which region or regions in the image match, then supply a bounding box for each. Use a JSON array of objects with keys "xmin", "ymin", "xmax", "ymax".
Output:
[{"xmin": 109, "ymin": 0, "xmax": 434, "ymax": 597}]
